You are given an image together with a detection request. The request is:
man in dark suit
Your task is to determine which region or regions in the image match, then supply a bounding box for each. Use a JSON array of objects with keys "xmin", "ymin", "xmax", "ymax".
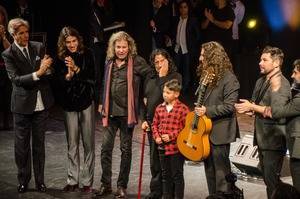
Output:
[
  {"xmin": 195, "ymin": 41, "xmax": 240, "ymax": 199},
  {"xmin": 267, "ymin": 59, "xmax": 300, "ymax": 193},
  {"xmin": 2, "ymin": 18, "xmax": 54, "ymax": 193},
  {"xmin": 235, "ymin": 46, "xmax": 291, "ymax": 198}
]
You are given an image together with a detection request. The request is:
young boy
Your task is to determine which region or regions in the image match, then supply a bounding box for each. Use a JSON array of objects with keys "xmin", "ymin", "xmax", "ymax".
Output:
[{"xmin": 152, "ymin": 79, "xmax": 189, "ymax": 199}]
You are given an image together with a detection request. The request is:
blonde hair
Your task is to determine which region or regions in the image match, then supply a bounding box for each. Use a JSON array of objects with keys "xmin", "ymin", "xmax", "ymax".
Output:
[
  {"xmin": 7, "ymin": 18, "xmax": 29, "ymax": 36},
  {"xmin": 106, "ymin": 31, "xmax": 137, "ymax": 60}
]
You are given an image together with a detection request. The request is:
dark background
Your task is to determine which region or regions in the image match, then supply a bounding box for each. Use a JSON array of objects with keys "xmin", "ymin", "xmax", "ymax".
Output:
[{"xmin": 0, "ymin": 0, "xmax": 299, "ymax": 98}]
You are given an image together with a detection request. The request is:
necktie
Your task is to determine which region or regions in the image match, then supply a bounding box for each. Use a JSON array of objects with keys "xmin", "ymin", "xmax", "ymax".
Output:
[{"xmin": 23, "ymin": 48, "xmax": 31, "ymax": 63}]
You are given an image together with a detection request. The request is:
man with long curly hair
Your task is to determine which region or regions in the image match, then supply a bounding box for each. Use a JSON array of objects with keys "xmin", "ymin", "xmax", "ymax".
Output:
[
  {"xmin": 97, "ymin": 31, "xmax": 154, "ymax": 198},
  {"xmin": 194, "ymin": 41, "xmax": 240, "ymax": 198}
]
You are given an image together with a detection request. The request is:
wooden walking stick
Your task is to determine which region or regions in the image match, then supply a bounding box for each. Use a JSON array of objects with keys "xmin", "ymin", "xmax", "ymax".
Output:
[{"xmin": 137, "ymin": 129, "xmax": 147, "ymax": 199}]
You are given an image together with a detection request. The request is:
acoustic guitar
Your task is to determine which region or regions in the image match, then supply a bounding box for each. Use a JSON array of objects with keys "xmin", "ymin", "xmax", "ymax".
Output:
[{"xmin": 177, "ymin": 67, "xmax": 214, "ymax": 161}]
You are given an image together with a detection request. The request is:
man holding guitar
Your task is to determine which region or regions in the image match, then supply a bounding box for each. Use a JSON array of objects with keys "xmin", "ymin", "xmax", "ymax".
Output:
[{"xmin": 195, "ymin": 41, "xmax": 240, "ymax": 199}]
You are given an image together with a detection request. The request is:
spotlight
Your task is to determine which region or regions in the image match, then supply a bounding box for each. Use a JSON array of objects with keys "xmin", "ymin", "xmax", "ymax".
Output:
[{"xmin": 247, "ymin": 19, "xmax": 257, "ymax": 29}]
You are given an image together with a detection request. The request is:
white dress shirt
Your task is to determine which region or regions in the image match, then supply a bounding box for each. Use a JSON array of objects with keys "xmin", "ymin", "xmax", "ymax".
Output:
[
  {"xmin": 175, "ymin": 17, "xmax": 188, "ymax": 54},
  {"xmin": 14, "ymin": 41, "xmax": 45, "ymax": 111}
]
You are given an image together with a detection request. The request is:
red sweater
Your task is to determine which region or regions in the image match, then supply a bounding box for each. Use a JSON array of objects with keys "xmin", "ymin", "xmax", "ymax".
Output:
[{"xmin": 152, "ymin": 99, "xmax": 189, "ymax": 155}]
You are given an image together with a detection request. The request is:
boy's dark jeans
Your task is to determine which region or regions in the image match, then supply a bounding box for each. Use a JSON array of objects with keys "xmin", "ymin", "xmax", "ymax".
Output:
[{"xmin": 159, "ymin": 150, "xmax": 185, "ymax": 199}]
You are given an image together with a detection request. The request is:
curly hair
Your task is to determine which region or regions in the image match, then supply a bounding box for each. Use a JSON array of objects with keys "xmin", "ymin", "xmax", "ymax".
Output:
[
  {"xmin": 197, "ymin": 41, "xmax": 233, "ymax": 88},
  {"xmin": 149, "ymin": 48, "xmax": 177, "ymax": 73},
  {"xmin": 106, "ymin": 31, "xmax": 137, "ymax": 61},
  {"xmin": 57, "ymin": 26, "xmax": 85, "ymax": 60}
]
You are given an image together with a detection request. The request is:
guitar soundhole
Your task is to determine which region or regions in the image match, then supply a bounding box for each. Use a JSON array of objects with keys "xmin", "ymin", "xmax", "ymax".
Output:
[{"xmin": 183, "ymin": 140, "xmax": 197, "ymax": 150}]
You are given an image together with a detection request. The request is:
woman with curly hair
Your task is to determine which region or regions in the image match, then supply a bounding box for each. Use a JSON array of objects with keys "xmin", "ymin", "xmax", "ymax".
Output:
[
  {"xmin": 194, "ymin": 41, "xmax": 240, "ymax": 199},
  {"xmin": 54, "ymin": 26, "xmax": 96, "ymax": 193}
]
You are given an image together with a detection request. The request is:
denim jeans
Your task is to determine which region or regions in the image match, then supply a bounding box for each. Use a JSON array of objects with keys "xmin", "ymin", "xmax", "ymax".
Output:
[{"xmin": 159, "ymin": 151, "xmax": 185, "ymax": 199}]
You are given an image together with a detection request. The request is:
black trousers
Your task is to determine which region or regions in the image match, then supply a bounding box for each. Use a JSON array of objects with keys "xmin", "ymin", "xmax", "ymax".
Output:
[
  {"xmin": 100, "ymin": 116, "xmax": 134, "ymax": 188},
  {"xmin": 14, "ymin": 110, "xmax": 48, "ymax": 185},
  {"xmin": 159, "ymin": 151, "xmax": 185, "ymax": 199},
  {"xmin": 204, "ymin": 143, "xmax": 232, "ymax": 195},
  {"xmin": 258, "ymin": 150, "xmax": 285, "ymax": 199},
  {"xmin": 147, "ymin": 131, "xmax": 162, "ymax": 196},
  {"xmin": 290, "ymin": 158, "xmax": 300, "ymax": 193}
]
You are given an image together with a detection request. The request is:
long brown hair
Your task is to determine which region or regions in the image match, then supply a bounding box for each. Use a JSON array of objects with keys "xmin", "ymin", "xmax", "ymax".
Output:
[
  {"xmin": 197, "ymin": 41, "xmax": 233, "ymax": 88},
  {"xmin": 57, "ymin": 26, "xmax": 85, "ymax": 60}
]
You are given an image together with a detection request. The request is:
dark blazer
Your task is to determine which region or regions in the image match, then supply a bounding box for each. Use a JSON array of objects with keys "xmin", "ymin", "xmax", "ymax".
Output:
[
  {"xmin": 204, "ymin": 70, "xmax": 240, "ymax": 145},
  {"xmin": 170, "ymin": 16, "xmax": 201, "ymax": 56},
  {"xmin": 251, "ymin": 74, "xmax": 291, "ymax": 150},
  {"xmin": 53, "ymin": 49, "xmax": 95, "ymax": 112},
  {"xmin": 271, "ymin": 90, "xmax": 300, "ymax": 158},
  {"xmin": 2, "ymin": 41, "xmax": 54, "ymax": 114},
  {"xmin": 142, "ymin": 71, "xmax": 182, "ymax": 122}
]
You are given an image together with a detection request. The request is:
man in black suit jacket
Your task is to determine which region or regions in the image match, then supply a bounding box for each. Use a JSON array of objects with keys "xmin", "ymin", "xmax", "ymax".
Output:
[
  {"xmin": 235, "ymin": 46, "xmax": 291, "ymax": 199},
  {"xmin": 2, "ymin": 18, "xmax": 54, "ymax": 193},
  {"xmin": 195, "ymin": 41, "xmax": 240, "ymax": 199}
]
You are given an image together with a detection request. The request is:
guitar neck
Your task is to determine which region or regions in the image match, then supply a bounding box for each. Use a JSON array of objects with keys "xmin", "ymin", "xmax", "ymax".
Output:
[{"xmin": 192, "ymin": 84, "xmax": 207, "ymax": 129}]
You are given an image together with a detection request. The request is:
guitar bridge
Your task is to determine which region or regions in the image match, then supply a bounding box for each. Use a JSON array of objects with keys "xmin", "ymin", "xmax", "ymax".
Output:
[{"xmin": 183, "ymin": 140, "xmax": 197, "ymax": 150}]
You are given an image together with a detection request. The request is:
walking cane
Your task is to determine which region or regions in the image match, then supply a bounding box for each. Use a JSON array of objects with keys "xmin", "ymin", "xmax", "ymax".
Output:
[{"xmin": 137, "ymin": 129, "xmax": 148, "ymax": 199}]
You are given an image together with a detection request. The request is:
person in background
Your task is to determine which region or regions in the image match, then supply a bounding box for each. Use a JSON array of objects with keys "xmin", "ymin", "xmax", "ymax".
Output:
[
  {"xmin": 150, "ymin": 0, "xmax": 171, "ymax": 49},
  {"xmin": 2, "ymin": 18, "xmax": 54, "ymax": 193},
  {"xmin": 152, "ymin": 79, "xmax": 189, "ymax": 199},
  {"xmin": 0, "ymin": 5, "xmax": 11, "ymax": 130},
  {"xmin": 88, "ymin": 0, "xmax": 115, "ymax": 107},
  {"xmin": 201, "ymin": 0, "xmax": 235, "ymax": 58},
  {"xmin": 142, "ymin": 48, "xmax": 182, "ymax": 199},
  {"xmin": 195, "ymin": 41, "xmax": 240, "ymax": 199},
  {"xmin": 53, "ymin": 26, "xmax": 96, "ymax": 193},
  {"xmin": 231, "ymin": 0, "xmax": 245, "ymax": 54},
  {"xmin": 170, "ymin": 0, "xmax": 200, "ymax": 94},
  {"xmin": 231, "ymin": 0, "xmax": 245, "ymax": 75}
]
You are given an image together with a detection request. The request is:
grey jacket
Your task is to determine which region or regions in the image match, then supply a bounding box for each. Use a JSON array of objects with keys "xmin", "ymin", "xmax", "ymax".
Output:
[
  {"xmin": 204, "ymin": 70, "xmax": 240, "ymax": 145},
  {"xmin": 271, "ymin": 90, "xmax": 300, "ymax": 158},
  {"xmin": 251, "ymin": 74, "xmax": 291, "ymax": 150}
]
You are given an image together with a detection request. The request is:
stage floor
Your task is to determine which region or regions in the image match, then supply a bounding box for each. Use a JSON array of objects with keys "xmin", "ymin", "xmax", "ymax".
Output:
[{"xmin": 0, "ymin": 107, "xmax": 292, "ymax": 199}]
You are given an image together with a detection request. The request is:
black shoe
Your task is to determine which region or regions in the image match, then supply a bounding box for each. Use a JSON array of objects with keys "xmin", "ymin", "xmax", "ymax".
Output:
[
  {"xmin": 62, "ymin": 184, "xmax": 80, "ymax": 192},
  {"xmin": 17, "ymin": 184, "xmax": 27, "ymax": 193},
  {"xmin": 96, "ymin": 184, "xmax": 112, "ymax": 196},
  {"xmin": 145, "ymin": 192, "xmax": 162, "ymax": 199},
  {"xmin": 37, "ymin": 183, "xmax": 47, "ymax": 192}
]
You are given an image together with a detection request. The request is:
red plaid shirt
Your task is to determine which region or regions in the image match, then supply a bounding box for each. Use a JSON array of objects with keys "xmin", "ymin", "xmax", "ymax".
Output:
[{"xmin": 152, "ymin": 99, "xmax": 189, "ymax": 155}]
